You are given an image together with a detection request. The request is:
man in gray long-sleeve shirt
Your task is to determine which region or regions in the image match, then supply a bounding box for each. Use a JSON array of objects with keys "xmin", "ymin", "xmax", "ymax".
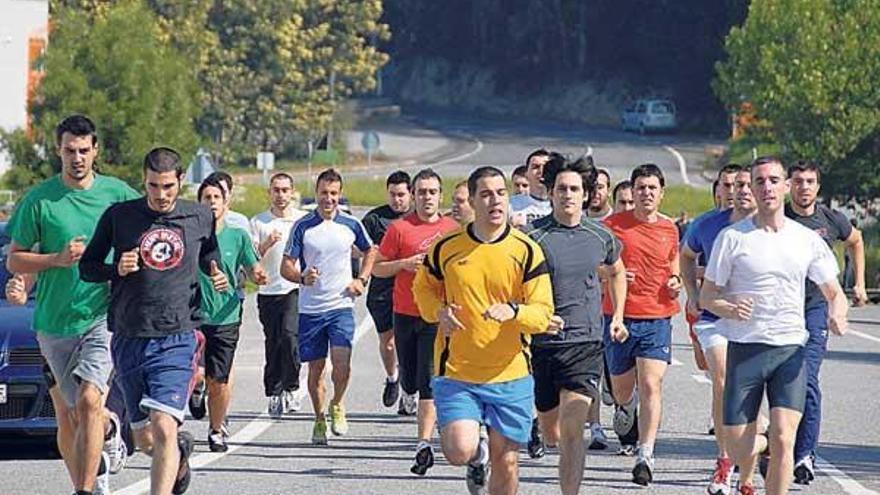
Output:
[{"xmin": 80, "ymin": 147, "xmax": 228, "ymax": 495}]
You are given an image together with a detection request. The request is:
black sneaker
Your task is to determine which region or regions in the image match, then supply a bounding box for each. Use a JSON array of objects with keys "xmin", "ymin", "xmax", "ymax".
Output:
[
  {"xmin": 208, "ymin": 429, "xmax": 228, "ymax": 453},
  {"xmin": 172, "ymin": 431, "xmax": 195, "ymax": 494},
  {"xmin": 189, "ymin": 381, "xmax": 207, "ymax": 420},
  {"xmin": 466, "ymin": 459, "xmax": 488, "ymax": 495},
  {"xmin": 527, "ymin": 420, "xmax": 545, "ymax": 459},
  {"xmin": 793, "ymin": 456, "xmax": 815, "ymax": 485},
  {"xmin": 632, "ymin": 453, "xmax": 655, "ymax": 486},
  {"xmin": 382, "ymin": 378, "xmax": 400, "ymax": 408},
  {"xmin": 410, "ymin": 442, "xmax": 435, "ymax": 476}
]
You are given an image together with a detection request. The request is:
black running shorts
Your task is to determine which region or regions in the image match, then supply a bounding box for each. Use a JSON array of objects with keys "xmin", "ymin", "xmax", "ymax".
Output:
[
  {"xmin": 393, "ymin": 313, "xmax": 437, "ymax": 400},
  {"xmin": 532, "ymin": 341, "xmax": 604, "ymax": 413},
  {"xmin": 367, "ymin": 299, "xmax": 394, "ymax": 334},
  {"xmin": 723, "ymin": 342, "xmax": 806, "ymax": 425},
  {"xmin": 202, "ymin": 323, "xmax": 241, "ymax": 383}
]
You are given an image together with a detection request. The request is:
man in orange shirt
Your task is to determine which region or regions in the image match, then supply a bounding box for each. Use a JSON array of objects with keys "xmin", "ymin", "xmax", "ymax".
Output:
[{"xmin": 602, "ymin": 163, "xmax": 681, "ymax": 487}]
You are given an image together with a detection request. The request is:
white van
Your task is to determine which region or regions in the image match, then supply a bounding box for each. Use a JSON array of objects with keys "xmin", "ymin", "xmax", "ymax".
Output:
[{"xmin": 621, "ymin": 99, "xmax": 677, "ymax": 134}]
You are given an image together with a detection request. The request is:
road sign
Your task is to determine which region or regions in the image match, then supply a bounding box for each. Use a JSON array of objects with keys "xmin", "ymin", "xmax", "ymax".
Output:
[
  {"xmin": 257, "ymin": 151, "xmax": 275, "ymax": 185},
  {"xmin": 361, "ymin": 131, "xmax": 380, "ymax": 152},
  {"xmin": 184, "ymin": 148, "xmax": 215, "ymax": 185}
]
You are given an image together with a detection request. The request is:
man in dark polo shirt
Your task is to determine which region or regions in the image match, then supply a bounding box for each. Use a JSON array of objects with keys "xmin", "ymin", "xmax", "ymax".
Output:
[{"xmin": 524, "ymin": 153, "xmax": 629, "ymax": 495}]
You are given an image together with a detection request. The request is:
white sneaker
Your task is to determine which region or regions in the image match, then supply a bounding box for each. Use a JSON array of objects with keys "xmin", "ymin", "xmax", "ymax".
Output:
[
  {"xmin": 400, "ymin": 392, "xmax": 418, "ymax": 415},
  {"xmin": 268, "ymin": 395, "xmax": 283, "ymax": 418},
  {"xmin": 283, "ymin": 389, "xmax": 303, "ymax": 413},
  {"xmin": 94, "ymin": 451, "xmax": 111, "ymax": 495},
  {"xmin": 103, "ymin": 411, "xmax": 126, "ymax": 474},
  {"xmin": 588, "ymin": 423, "xmax": 609, "ymax": 450}
]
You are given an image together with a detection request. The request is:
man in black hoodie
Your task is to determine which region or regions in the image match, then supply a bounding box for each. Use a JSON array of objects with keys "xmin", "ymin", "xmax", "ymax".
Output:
[{"xmin": 81, "ymin": 147, "xmax": 228, "ymax": 495}]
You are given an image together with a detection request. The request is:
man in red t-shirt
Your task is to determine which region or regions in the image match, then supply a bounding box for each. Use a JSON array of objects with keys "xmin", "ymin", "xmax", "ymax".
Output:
[
  {"xmin": 602, "ymin": 163, "xmax": 682, "ymax": 487},
  {"xmin": 373, "ymin": 168, "xmax": 459, "ymax": 477}
]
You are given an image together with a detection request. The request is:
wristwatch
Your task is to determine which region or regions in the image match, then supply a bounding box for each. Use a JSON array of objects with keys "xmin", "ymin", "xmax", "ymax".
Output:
[
  {"xmin": 357, "ymin": 275, "xmax": 370, "ymax": 285},
  {"xmin": 507, "ymin": 301, "xmax": 520, "ymax": 317}
]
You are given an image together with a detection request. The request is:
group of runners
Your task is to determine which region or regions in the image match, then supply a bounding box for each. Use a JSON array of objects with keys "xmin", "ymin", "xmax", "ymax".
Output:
[{"xmin": 4, "ymin": 114, "xmax": 862, "ymax": 495}]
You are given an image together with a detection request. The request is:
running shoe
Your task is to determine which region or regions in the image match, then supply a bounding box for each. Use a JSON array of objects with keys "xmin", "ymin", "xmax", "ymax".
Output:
[
  {"xmin": 329, "ymin": 403, "xmax": 348, "ymax": 436},
  {"xmin": 616, "ymin": 444, "xmax": 637, "ymax": 456},
  {"xmin": 410, "ymin": 440, "xmax": 435, "ymax": 476},
  {"xmin": 757, "ymin": 431, "xmax": 770, "ymax": 480},
  {"xmin": 188, "ymin": 380, "xmax": 207, "ymax": 420},
  {"xmin": 398, "ymin": 393, "xmax": 417, "ymax": 416},
  {"xmin": 632, "ymin": 449, "xmax": 655, "ymax": 486},
  {"xmin": 268, "ymin": 395, "xmax": 283, "ymax": 419},
  {"xmin": 383, "ymin": 377, "xmax": 400, "ymax": 408},
  {"xmin": 208, "ymin": 428, "xmax": 228, "ymax": 453},
  {"xmin": 707, "ymin": 456, "xmax": 734, "ymax": 495},
  {"xmin": 172, "ymin": 430, "xmax": 195, "ymax": 494},
  {"xmin": 737, "ymin": 483, "xmax": 756, "ymax": 495},
  {"xmin": 104, "ymin": 411, "xmax": 127, "ymax": 474},
  {"xmin": 93, "ymin": 451, "xmax": 110, "ymax": 495},
  {"xmin": 793, "ymin": 455, "xmax": 816, "ymax": 485},
  {"xmin": 588, "ymin": 423, "xmax": 609, "ymax": 450},
  {"xmin": 282, "ymin": 389, "xmax": 302, "ymax": 414},
  {"xmin": 527, "ymin": 420, "xmax": 545, "ymax": 459},
  {"xmin": 466, "ymin": 437, "xmax": 489, "ymax": 495},
  {"xmin": 613, "ymin": 399, "xmax": 640, "ymax": 448},
  {"xmin": 312, "ymin": 417, "xmax": 328, "ymax": 445}
]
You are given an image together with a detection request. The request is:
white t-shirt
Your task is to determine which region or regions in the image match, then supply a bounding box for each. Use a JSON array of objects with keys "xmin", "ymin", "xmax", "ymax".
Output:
[
  {"xmin": 509, "ymin": 194, "xmax": 551, "ymax": 226},
  {"xmin": 225, "ymin": 210, "xmax": 250, "ymax": 232},
  {"xmin": 250, "ymin": 208, "xmax": 306, "ymax": 295},
  {"xmin": 705, "ymin": 217, "xmax": 839, "ymax": 346},
  {"xmin": 284, "ymin": 210, "xmax": 372, "ymax": 314}
]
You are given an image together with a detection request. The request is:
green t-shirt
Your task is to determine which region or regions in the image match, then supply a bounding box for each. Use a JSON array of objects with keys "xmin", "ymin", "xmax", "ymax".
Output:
[
  {"xmin": 8, "ymin": 174, "xmax": 140, "ymax": 336},
  {"xmin": 199, "ymin": 225, "xmax": 259, "ymax": 326}
]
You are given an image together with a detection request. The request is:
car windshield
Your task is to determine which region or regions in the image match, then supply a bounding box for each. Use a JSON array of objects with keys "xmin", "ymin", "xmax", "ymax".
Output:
[{"xmin": 651, "ymin": 102, "xmax": 674, "ymax": 114}]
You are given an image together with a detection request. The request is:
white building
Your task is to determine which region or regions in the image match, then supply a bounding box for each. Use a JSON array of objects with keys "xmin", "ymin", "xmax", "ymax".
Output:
[{"xmin": 0, "ymin": 0, "xmax": 48, "ymax": 176}]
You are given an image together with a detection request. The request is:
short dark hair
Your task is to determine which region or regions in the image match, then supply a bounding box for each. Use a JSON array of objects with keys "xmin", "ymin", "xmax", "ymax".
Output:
[
  {"xmin": 412, "ymin": 168, "xmax": 442, "ymax": 191},
  {"xmin": 542, "ymin": 152, "xmax": 598, "ymax": 199},
  {"xmin": 386, "ymin": 170, "xmax": 411, "ymax": 189},
  {"xmin": 787, "ymin": 160, "xmax": 821, "ymax": 182},
  {"xmin": 467, "ymin": 166, "xmax": 505, "ymax": 196},
  {"xmin": 512, "ymin": 165, "xmax": 528, "ymax": 179},
  {"xmin": 596, "ymin": 168, "xmax": 611, "ymax": 185},
  {"xmin": 525, "ymin": 148, "xmax": 550, "ymax": 166},
  {"xmin": 712, "ymin": 179, "xmax": 719, "ymax": 197},
  {"xmin": 316, "ymin": 168, "xmax": 343, "ymax": 189},
  {"xmin": 56, "ymin": 114, "xmax": 98, "ymax": 146},
  {"xmin": 206, "ymin": 171, "xmax": 234, "ymax": 193},
  {"xmin": 751, "ymin": 155, "xmax": 784, "ymax": 172},
  {"xmin": 630, "ymin": 163, "xmax": 665, "ymax": 188},
  {"xmin": 143, "ymin": 147, "xmax": 183, "ymax": 178},
  {"xmin": 198, "ymin": 175, "xmax": 227, "ymax": 201},
  {"xmin": 269, "ymin": 172, "xmax": 294, "ymax": 186},
  {"xmin": 718, "ymin": 163, "xmax": 744, "ymax": 178},
  {"xmin": 612, "ymin": 180, "xmax": 632, "ymax": 201}
]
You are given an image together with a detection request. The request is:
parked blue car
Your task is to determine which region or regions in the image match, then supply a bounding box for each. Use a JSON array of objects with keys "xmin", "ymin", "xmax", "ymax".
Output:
[{"xmin": 0, "ymin": 222, "xmax": 56, "ymax": 437}]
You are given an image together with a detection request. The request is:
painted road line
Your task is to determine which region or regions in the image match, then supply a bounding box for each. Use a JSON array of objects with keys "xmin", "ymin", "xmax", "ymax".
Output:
[
  {"xmin": 816, "ymin": 456, "xmax": 880, "ymax": 495},
  {"xmin": 849, "ymin": 329, "xmax": 880, "ymax": 345},
  {"xmin": 663, "ymin": 145, "xmax": 691, "ymax": 186},
  {"xmin": 117, "ymin": 316, "xmax": 373, "ymax": 495},
  {"xmin": 428, "ymin": 136, "xmax": 484, "ymax": 166}
]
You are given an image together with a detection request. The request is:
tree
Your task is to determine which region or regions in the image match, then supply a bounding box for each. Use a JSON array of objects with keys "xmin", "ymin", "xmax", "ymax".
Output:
[
  {"xmin": 715, "ymin": 0, "xmax": 880, "ymax": 197},
  {"xmin": 3, "ymin": 0, "xmax": 202, "ymax": 188}
]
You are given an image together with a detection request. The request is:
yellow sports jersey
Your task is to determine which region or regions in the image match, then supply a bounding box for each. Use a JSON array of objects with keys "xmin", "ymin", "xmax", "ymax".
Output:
[{"xmin": 412, "ymin": 223, "xmax": 554, "ymax": 384}]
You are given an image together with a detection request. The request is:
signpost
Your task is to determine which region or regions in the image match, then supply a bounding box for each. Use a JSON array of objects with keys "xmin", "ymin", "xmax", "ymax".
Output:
[
  {"xmin": 257, "ymin": 151, "xmax": 275, "ymax": 185},
  {"xmin": 361, "ymin": 130, "xmax": 380, "ymax": 168}
]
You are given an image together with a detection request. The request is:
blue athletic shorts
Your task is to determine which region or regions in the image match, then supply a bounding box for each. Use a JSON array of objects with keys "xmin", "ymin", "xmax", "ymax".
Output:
[
  {"xmin": 604, "ymin": 317, "xmax": 672, "ymax": 376},
  {"xmin": 432, "ymin": 375, "xmax": 534, "ymax": 444},
  {"xmin": 298, "ymin": 308, "xmax": 355, "ymax": 362},
  {"xmin": 111, "ymin": 331, "xmax": 197, "ymax": 429}
]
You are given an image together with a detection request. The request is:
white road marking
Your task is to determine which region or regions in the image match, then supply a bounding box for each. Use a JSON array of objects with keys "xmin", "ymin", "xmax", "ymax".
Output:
[
  {"xmin": 663, "ymin": 145, "xmax": 691, "ymax": 186},
  {"xmin": 849, "ymin": 329, "xmax": 880, "ymax": 345},
  {"xmin": 116, "ymin": 316, "xmax": 374, "ymax": 495},
  {"xmin": 427, "ymin": 136, "xmax": 484, "ymax": 166},
  {"xmin": 815, "ymin": 456, "xmax": 880, "ymax": 495},
  {"xmin": 690, "ymin": 373, "xmax": 712, "ymax": 385}
]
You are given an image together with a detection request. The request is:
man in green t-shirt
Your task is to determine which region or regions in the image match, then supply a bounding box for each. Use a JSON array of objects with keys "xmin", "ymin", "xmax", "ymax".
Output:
[
  {"xmin": 197, "ymin": 175, "xmax": 267, "ymax": 452},
  {"xmin": 6, "ymin": 115, "xmax": 139, "ymax": 495}
]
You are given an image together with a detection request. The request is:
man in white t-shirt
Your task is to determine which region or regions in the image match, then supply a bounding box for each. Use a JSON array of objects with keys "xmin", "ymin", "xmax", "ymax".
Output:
[
  {"xmin": 701, "ymin": 157, "xmax": 848, "ymax": 495},
  {"xmin": 282, "ymin": 169, "xmax": 376, "ymax": 445},
  {"xmin": 510, "ymin": 149, "xmax": 551, "ymax": 227},
  {"xmin": 250, "ymin": 172, "xmax": 307, "ymax": 417}
]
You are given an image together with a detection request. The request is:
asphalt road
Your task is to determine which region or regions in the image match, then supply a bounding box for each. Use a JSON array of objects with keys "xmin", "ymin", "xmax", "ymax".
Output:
[
  {"xmin": 2, "ymin": 295, "xmax": 878, "ymax": 495},
  {"xmin": 347, "ymin": 111, "xmax": 718, "ymax": 188}
]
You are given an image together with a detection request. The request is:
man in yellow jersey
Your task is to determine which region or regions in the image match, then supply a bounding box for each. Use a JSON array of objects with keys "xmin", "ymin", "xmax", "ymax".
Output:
[{"xmin": 413, "ymin": 166, "xmax": 554, "ymax": 495}]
